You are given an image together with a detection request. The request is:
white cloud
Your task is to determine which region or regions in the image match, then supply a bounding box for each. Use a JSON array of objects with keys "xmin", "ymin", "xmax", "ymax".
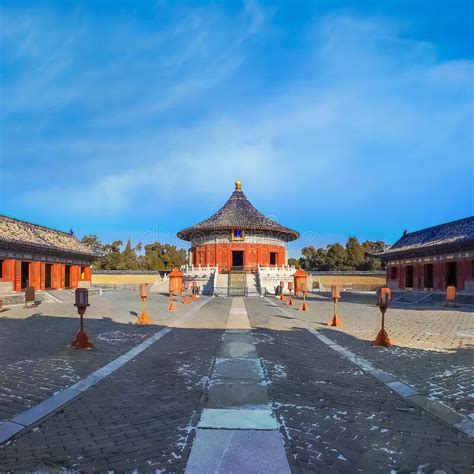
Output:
[{"xmin": 3, "ymin": 7, "xmax": 473, "ymax": 243}]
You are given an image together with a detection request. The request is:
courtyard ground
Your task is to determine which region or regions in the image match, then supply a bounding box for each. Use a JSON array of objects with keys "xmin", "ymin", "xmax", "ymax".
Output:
[{"xmin": 0, "ymin": 290, "xmax": 472, "ymax": 472}]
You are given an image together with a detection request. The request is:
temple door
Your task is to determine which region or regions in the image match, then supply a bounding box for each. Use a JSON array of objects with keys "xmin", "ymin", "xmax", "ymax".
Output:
[
  {"xmin": 14, "ymin": 260, "xmax": 21, "ymax": 292},
  {"xmin": 29, "ymin": 262, "xmax": 41, "ymax": 290},
  {"xmin": 40, "ymin": 263, "xmax": 46, "ymax": 290}
]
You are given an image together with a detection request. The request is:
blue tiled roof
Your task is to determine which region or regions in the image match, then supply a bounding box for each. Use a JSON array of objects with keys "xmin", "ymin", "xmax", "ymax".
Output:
[{"xmin": 378, "ymin": 216, "xmax": 474, "ymax": 259}]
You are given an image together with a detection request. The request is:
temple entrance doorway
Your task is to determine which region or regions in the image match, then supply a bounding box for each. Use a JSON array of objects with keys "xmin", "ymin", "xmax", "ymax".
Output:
[
  {"xmin": 270, "ymin": 252, "xmax": 277, "ymax": 266},
  {"xmin": 405, "ymin": 265, "xmax": 414, "ymax": 288},
  {"xmin": 446, "ymin": 262, "xmax": 457, "ymax": 288},
  {"xmin": 65, "ymin": 265, "xmax": 71, "ymax": 288},
  {"xmin": 45, "ymin": 264, "xmax": 53, "ymax": 289},
  {"xmin": 232, "ymin": 251, "xmax": 244, "ymax": 270},
  {"xmin": 21, "ymin": 261, "xmax": 30, "ymax": 289},
  {"xmin": 424, "ymin": 264, "xmax": 434, "ymax": 289}
]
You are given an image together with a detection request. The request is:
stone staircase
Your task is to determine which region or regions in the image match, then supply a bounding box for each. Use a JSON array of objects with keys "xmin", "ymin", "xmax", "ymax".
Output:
[
  {"xmin": 228, "ymin": 272, "xmax": 247, "ymax": 296},
  {"xmin": 392, "ymin": 291, "xmax": 435, "ymax": 305},
  {"xmin": 246, "ymin": 273, "xmax": 260, "ymax": 296}
]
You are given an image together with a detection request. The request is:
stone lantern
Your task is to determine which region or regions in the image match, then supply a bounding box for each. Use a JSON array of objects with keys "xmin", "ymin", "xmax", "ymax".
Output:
[
  {"xmin": 168, "ymin": 268, "xmax": 184, "ymax": 295},
  {"xmin": 293, "ymin": 269, "xmax": 308, "ymax": 296}
]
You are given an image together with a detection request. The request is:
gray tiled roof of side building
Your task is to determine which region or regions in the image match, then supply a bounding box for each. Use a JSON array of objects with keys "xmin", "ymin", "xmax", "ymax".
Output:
[
  {"xmin": 377, "ymin": 216, "xmax": 474, "ymax": 259},
  {"xmin": 0, "ymin": 215, "xmax": 97, "ymax": 258}
]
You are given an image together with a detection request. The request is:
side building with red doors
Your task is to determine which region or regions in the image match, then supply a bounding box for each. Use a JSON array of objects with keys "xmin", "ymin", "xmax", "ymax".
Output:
[
  {"xmin": 376, "ymin": 217, "xmax": 474, "ymax": 293},
  {"xmin": 0, "ymin": 215, "xmax": 96, "ymax": 294}
]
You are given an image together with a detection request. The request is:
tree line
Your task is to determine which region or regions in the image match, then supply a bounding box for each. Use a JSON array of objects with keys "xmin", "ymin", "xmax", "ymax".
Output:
[
  {"xmin": 288, "ymin": 237, "xmax": 387, "ymax": 271},
  {"xmin": 82, "ymin": 235, "xmax": 386, "ymax": 272},
  {"xmin": 81, "ymin": 235, "xmax": 187, "ymax": 271}
]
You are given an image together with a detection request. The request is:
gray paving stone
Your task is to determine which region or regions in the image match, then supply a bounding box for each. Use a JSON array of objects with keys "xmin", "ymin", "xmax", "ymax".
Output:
[
  {"xmin": 198, "ymin": 408, "xmax": 277, "ymax": 429},
  {"xmin": 213, "ymin": 358, "xmax": 263, "ymax": 381},
  {"xmin": 207, "ymin": 382, "xmax": 269, "ymax": 408},
  {"xmin": 408, "ymin": 395, "xmax": 465, "ymax": 425},
  {"xmin": 387, "ymin": 381, "xmax": 418, "ymax": 397},
  {"xmin": 219, "ymin": 341, "xmax": 258, "ymax": 358},
  {"xmin": 221, "ymin": 332, "xmax": 256, "ymax": 344},
  {"xmin": 186, "ymin": 429, "xmax": 291, "ymax": 473},
  {"xmin": 368, "ymin": 369, "xmax": 398, "ymax": 384},
  {"xmin": 0, "ymin": 421, "xmax": 24, "ymax": 444},
  {"xmin": 12, "ymin": 388, "xmax": 79, "ymax": 427}
]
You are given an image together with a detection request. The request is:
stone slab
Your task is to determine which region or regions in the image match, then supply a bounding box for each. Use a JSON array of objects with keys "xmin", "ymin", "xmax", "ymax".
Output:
[
  {"xmin": 198, "ymin": 408, "xmax": 278, "ymax": 430},
  {"xmin": 207, "ymin": 382, "xmax": 269, "ymax": 408},
  {"xmin": 368, "ymin": 369, "xmax": 398, "ymax": 384},
  {"xmin": 454, "ymin": 419, "xmax": 474, "ymax": 438},
  {"xmin": 213, "ymin": 358, "xmax": 263, "ymax": 381},
  {"xmin": 186, "ymin": 429, "xmax": 291, "ymax": 473},
  {"xmin": 219, "ymin": 341, "xmax": 259, "ymax": 359},
  {"xmin": 12, "ymin": 388, "xmax": 79, "ymax": 427},
  {"xmin": 222, "ymin": 332, "xmax": 255, "ymax": 345},
  {"xmin": 407, "ymin": 395, "xmax": 465, "ymax": 425},
  {"xmin": 386, "ymin": 381, "xmax": 418, "ymax": 397},
  {"xmin": 0, "ymin": 422, "xmax": 24, "ymax": 444}
]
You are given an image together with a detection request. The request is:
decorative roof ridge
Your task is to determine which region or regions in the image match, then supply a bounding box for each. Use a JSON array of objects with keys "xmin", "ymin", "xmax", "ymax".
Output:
[{"xmin": 397, "ymin": 216, "xmax": 474, "ymax": 239}]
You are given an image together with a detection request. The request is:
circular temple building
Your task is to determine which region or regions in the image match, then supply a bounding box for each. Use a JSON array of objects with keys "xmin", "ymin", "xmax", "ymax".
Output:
[{"xmin": 177, "ymin": 181, "xmax": 299, "ymax": 273}]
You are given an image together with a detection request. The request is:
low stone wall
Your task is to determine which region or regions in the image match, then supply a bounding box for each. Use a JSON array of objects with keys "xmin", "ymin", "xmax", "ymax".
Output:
[
  {"xmin": 310, "ymin": 271, "xmax": 386, "ymax": 292},
  {"xmin": 92, "ymin": 271, "xmax": 163, "ymax": 286}
]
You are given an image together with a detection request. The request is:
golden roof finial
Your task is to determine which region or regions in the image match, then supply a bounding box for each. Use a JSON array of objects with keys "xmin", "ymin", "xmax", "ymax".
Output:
[{"xmin": 235, "ymin": 180, "xmax": 242, "ymax": 192}]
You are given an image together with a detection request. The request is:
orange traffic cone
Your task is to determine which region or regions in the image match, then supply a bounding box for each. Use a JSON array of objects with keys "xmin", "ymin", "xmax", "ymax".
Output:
[{"xmin": 183, "ymin": 292, "xmax": 190, "ymax": 304}]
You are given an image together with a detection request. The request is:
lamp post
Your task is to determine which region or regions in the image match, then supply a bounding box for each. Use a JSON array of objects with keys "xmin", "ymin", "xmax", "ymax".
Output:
[
  {"xmin": 293, "ymin": 269, "xmax": 308, "ymax": 297},
  {"xmin": 445, "ymin": 286, "xmax": 456, "ymax": 307},
  {"xmin": 287, "ymin": 281, "xmax": 294, "ymax": 306},
  {"xmin": 279, "ymin": 280, "xmax": 285, "ymax": 301},
  {"xmin": 183, "ymin": 281, "xmax": 191, "ymax": 304},
  {"xmin": 327, "ymin": 285, "xmax": 343, "ymax": 327},
  {"xmin": 299, "ymin": 282, "xmax": 308, "ymax": 312},
  {"xmin": 373, "ymin": 287, "xmax": 393, "ymax": 347},
  {"xmin": 137, "ymin": 283, "xmax": 153, "ymax": 324},
  {"xmin": 71, "ymin": 288, "xmax": 94, "ymax": 349},
  {"xmin": 168, "ymin": 290, "xmax": 176, "ymax": 312}
]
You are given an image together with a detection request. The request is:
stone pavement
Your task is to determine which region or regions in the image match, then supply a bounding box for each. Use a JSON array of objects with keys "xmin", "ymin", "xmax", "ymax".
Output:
[
  {"xmin": 244, "ymin": 297, "xmax": 474, "ymax": 473},
  {"xmin": 288, "ymin": 292, "xmax": 474, "ymax": 417},
  {"xmin": 186, "ymin": 297, "xmax": 290, "ymax": 473},
  {"xmin": 0, "ymin": 297, "xmax": 230, "ymax": 472},
  {"xmin": 0, "ymin": 292, "xmax": 473, "ymax": 472},
  {"xmin": 0, "ymin": 290, "xmax": 197, "ymax": 421}
]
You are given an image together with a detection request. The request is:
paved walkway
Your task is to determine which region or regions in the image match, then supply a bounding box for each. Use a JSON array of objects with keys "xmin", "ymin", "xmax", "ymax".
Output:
[
  {"xmin": 186, "ymin": 297, "xmax": 290, "ymax": 473},
  {"xmin": 0, "ymin": 293, "xmax": 472, "ymax": 472}
]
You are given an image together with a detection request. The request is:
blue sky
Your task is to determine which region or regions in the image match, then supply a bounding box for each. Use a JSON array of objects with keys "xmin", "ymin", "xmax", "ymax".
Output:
[{"xmin": 1, "ymin": 0, "xmax": 473, "ymax": 257}]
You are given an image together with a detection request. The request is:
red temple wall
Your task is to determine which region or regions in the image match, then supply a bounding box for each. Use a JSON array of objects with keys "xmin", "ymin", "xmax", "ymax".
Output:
[
  {"xmin": 192, "ymin": 243, "xmax": 286, "ymax": 272},
  {"xmin": 386, "ymin": 255, "xmax": 474, "ymax": 292},
  {"xmin": 0, "ymin": 258, "xmax": 93, "ymax": 293}
]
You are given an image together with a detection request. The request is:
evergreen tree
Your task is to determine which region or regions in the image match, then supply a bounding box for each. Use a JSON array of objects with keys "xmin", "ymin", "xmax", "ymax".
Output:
[{"xmin": 121, "ymin": 238, "xmax": 139, "ymax": 270}]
